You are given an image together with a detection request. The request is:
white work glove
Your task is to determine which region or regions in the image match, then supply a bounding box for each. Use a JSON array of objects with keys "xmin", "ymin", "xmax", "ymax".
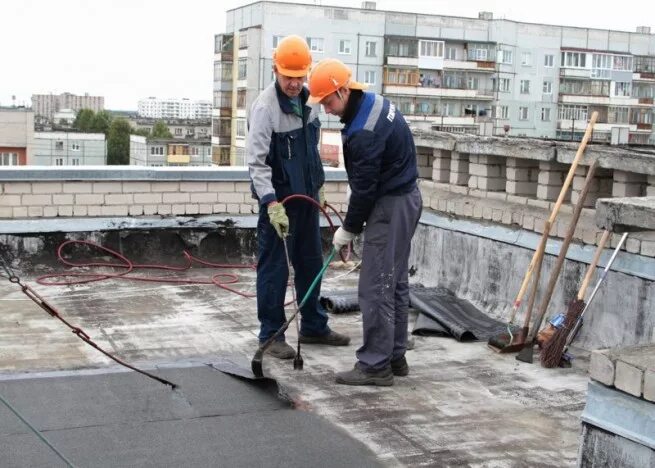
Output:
[
  {"xmin": 346, "ymin": 185, "xmax": 351, "ymax": 204},
  {"xmin": 333, "ymin": 226, "xmax": 355, "ymax": 250}
]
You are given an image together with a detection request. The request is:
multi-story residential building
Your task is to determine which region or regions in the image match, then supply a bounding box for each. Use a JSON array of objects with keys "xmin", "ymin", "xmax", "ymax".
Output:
[
  {"xmin": 137, "ymin": 98, "xmax": 212, "ymax": 120},
  {"xmin": 0, "ymin": 107, "xmax": 35, "ymax": 166},
  {"xmin": 32, "ymin": 132, "xmax": 106, "ymax": 165},
  {"xmin": 127, "ymin": 118, "xmax": 212, "ymax": 140},
  {"xmin": 31, "ymin": 93, "xmax": 104, "ymax": 121},
  {"xmin": 212, "ymin": 1, "xmax": 655, "ymax": 164},
  {"xmin": 129, "ymin": 137, "xmax": 213, "ymax": 166}
]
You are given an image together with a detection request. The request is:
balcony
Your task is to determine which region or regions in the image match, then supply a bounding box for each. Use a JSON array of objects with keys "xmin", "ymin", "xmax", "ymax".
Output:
[
  {"xmin": 385, "ymin": 56, "xmax": 418, "ymax": 67},
  {"xmin": 167, "ymin": 154, "xmax": 190, "ymax": 164},
  {"xmin": 443, "ymin": 59, "xmax": 495, "ymax": 72},
  {"xmin": 383, "ymin": 84, "xmax": 493, "ymax": 100},
  {"xmin": 638, "ymin": 97, "xmax": 654, "ymax": 105},
  {"xmin": 559, "ymin": 68, "xmax": 591, "ymax": 79}
]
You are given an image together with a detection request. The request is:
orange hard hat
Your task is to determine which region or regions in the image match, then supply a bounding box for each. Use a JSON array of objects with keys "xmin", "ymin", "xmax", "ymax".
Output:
[
  {"xmin": 308, "ymin": 58, "xmax": 367, "ymax": 104},
  {"xmin": 273, "ymin": 35, "xmax": 312, "ymax": 77}
]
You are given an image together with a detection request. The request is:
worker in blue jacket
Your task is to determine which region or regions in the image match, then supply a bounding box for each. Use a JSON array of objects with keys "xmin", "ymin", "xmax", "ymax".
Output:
[
  {"xmin": 246, "ymin": 37, "xmax": 350, "ymax": 360},
  {"xmin": 308, "ymin": 58, "xmax": 422, "ymax": 386}
]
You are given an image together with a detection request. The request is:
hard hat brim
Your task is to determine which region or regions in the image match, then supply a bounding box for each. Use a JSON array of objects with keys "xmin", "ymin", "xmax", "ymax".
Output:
[
  {"xmin": 276, "ymin": 65, "xmax": 310, "ymax": 78},
  {"xmin": 308, "ymin": 80, "xmax": 368, "ymax": 104}
]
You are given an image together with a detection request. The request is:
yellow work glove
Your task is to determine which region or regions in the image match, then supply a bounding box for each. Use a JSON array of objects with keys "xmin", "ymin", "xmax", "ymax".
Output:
[
  {"xmin": 319, "ymin": 186, "xmax": 326, "ymax": 208},
  {"xmin": 267, "ymin": 202, "xmax": 289, "ymax": 239}
]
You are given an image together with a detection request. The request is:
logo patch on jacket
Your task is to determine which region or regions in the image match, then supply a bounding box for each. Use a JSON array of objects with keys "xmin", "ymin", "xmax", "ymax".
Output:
[{"xmin": 387, "ymin": 103, "xmax": 396, "ymax": 123}]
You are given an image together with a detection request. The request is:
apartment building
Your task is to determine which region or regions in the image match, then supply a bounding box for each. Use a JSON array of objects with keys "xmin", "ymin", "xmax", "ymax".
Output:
[
  {"xmin": 138, "ymin": 98, "xmax": 212, "ymax": 120},
  {"xmin": 128, "ymin": 117, "xmax": 212, "ymax": 140},
  {"xmin": 31, "ymin": 93, "xmax": 104, "ymax": 121},
  {"xmin": 32, "ymin": 132, "xmax": 106, "ymax": 165},
  {"xmin": 212, "ymin": 1, "xmax": 655, "ymax": 164},
  {"xmin": 0, "ymin": 107, "xmax": 35, "ymax": 165},
  {"xmin": 129, "ymin": 136, "xmax": 213, "ymax": 167}
]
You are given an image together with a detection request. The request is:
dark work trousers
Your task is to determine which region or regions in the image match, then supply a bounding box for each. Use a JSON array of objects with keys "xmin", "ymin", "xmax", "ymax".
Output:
[
  {"xmin": 256, "ymin": 199, "xmax": 330, "ymax": 342},
  {"xmin": 356, "ymin": 186, "xmax": 422, "ymax": 371}
]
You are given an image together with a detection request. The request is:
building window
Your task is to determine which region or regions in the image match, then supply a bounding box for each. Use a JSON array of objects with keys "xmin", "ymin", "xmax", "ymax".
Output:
[
  {"xmin": 72, "ymin": 158, "xmax": 80, "ymax": 166},
  {"xmin": 614, "ymin": 82, "xmax": 632, "ymax": 97},
  {"xmin": 541, "ymin": 108, "xmax": 551, "ymax": 121},
  {"xmin": 175, "ymin": 128, "xmax": 183, "ymax": 136},
  {"xmin": 272, "ymin": 35, "xmax": 283, "ymax": 49},
  {"xmin": 339, "ymin": 39, "xmax": 351, "ymax": 54},
  {"xmin": 365, "ymin": 41, "xmax": 377, "ymax": 57},
  {"xmin": 468, "ymin": 44, "xmax": 490, "ymax": 61},
  {"xmin": 561, "ymin": 51, "xmax": 587, "ymax": 68},
  {"xmin": 237, "ymin": 90, "xmax": 247, "ymax": 109},
  {"xmin": 442, "ymin": 102, "xmax": 452, "ymax": 117},
  {"xmin": 544, "ymin": 54, "xmax": 554, "ymax": 67},
  {"xmin": 238, "ymin": 58, "xmax": 247, "ymax": 80},
  {"xmin": 236, "ymin": 119, "xmax": 246, "ymax": 137},
  {"xmin": 445, "ymin": 47, "xmax": 457, "ymax": 60},
  {"xmin": 364, "ymin": 71, "xmax": 376, "ymax": 85},
  {"xmin": 520, "ymin": 80, "xmax": 531, "ymax": 94},
  {"xmin": 558, "ymin": 104, "xmax": 588, "ymax": 121},
  {"xmin": 0, "ymin": 152, "xmax": 18, "ymax": 166},
  {"xmin": 238, "ymin": 31, "xmax": 248, "ymax": 49},
  {"xmin": 498, "ymin": 49, "xmax": 513, "ymax": 64},
  {"xmin": 519, "ymin": 107, "xmax": 529, "ymax": 120},
  {"xmin": 543, "ymin": 81, "xmax": 552, "ymax": 94},
  {"xmin": 55, "ymin": 158, "xmax": 64, "ymax": 166},
  {"xmin": 521, "ymin": 52, "xmax": 532, "ymax": 66},
  {"xmin": 307, "ymin": 37, "xmax": 324, "ymax": 53},
  {"xmin": 55, "ymin": 141, "xmax": 64, "ymax": 150},
  {"xmin": 498, "ymin": 78, "xmax": 511, "ymax": 92},
  {"xmin": 494, "ymin": 105, "xmax": 509, "ymax": 119},
  {"xmin": 71, "ymin": 143, "xmax": 81, "ymax": 151},
  {"xmin": 191, "ymin": 147, "xmax": 199, "ymax": 156},
  {"xmin": 608, "ymin": 106, "xmax": 629, "ymax": 123},
  {"xmin": 467, "ymin": 76, "xmax": 479, "ymax": 90},
  {"xmin": 419, "ymin": 40, "xmax": 444, "ymax": 58}
]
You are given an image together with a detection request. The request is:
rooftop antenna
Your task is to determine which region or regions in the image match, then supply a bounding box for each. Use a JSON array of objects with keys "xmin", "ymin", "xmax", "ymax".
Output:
[{"xmin": 11, "ymin": 95, "xmax": 16, "ymax": 108}]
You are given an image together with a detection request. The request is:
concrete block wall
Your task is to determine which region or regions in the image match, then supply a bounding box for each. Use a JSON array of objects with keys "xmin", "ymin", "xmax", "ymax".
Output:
[{"xmin": 0, "ymin": 168, "xmax": 350, "ymax": 220}]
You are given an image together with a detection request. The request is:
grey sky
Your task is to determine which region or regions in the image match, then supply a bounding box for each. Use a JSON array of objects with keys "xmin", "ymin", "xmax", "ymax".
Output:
[{"xmin": 1, "ymin": 0, "xmax": 653, "ymax": 110}]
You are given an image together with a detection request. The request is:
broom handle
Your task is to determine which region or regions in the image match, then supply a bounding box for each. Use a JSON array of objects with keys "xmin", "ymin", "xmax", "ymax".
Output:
[
  {"xmin": 566, "ymin": 232, "xmax": 628, "ymax": 346},
  {"xmin": 576, "ymin": 230, "xmax": 610, "ymax": 300},
  {"xmin": 522, "ymin": 221, "xmax": 551, "ymax": 329},
  {"xmin": 509, "ymin": 111, "xmax": 598, "ymax": 317},
  {"xmin": 527, "ymin": 160, "xmax": 598, "ymax": 341}
]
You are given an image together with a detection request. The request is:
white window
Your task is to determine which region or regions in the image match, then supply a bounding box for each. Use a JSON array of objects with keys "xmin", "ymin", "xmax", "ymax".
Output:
[
  {"xmin": 236, "ymin": 119, "xmax": 246, "ymax": 137},
  {"xmin": 55, "ymin": 158, "xmax": 64, "ymax": 166},
  {"xmin": 561, "ymin": 51, "xmax": 587, "ymax": 68},
  {"xmin": 71, "ymin": 143, "xmax": 80, "ymax": 151},
  {"xmin": 494, "ymin": 105, "xmax": 509, "ymax": 119},
  {"xmin": 71, "ymin": 158, "xmax": 80, "ymax": 166},
  {"xmin": 238, "ymin": 58, "xmax": 247, "ymax": 79},
  {"xmin": 442, "ymin": 102, "xmax": 452, "ymax": 116},
  {"xmin": 521, "ymin": 52, "xmax": 532, "ymax": 66},
  {"xmin": 469, "ymin": 46, "xmax": 488, "ymax": 61},
  {"xmin": 499, "ymin": 78, "xmax": 511, "ymax": 92},
  {"xmin": 519, "ymin": 107, "xmax": 529, "ymax": 120},
  {"xmin": 364, "ymin": 70, "xmax": 376, "ymax": 84},
  {"xmin": 543, "ymin": 81, "xmax": 552, "ymax": 94},
  {"xmin": 339, "ymin": 39, "xmax": 351, "ymax": 55},
  {"xmin": 544, "ymin": 54, "xmax": 554, "ymax": 67},
  {"xmin": 498, "ymin": 49, "xmax": 513, "ymax": 64},
  {"xmin": 272, "ymin": 35, "xmax": 283, "ymax": 49},
  {"xmin": 419, "ymin": 40, "xmax": 444, "ymax": 58},
  {"xmin": 365, "ymin": 41, "xmax": 377, "ymax": 57},
  {"xmin": 0, "ymin": 152, "xmax": 18, "ymax": 166},
  {"xmin": 467, "ymin": 76, "xmax": 479, "ymax": 90},
  {"xmin": 175, "ymin": 128, "xmax": 183, "ymax": 135},
  {"xmin": 614, "ymin": 82, "xmax": 632, "ymax": 97},
  {"xmin": 558, "ymin": 104, "xmax": 588, "ymax": 120},
  {"xmin": 520, "ymin": 80, "xmax": 531, "ymax": 94},
  {"xmin": 307, "ymin": 37, "xmax": 324, "ymax": 52},
  {"xmin": 445, "ymin": 47, "xmax": 457, "ymax": 60},
  {"xmin": 541, "ymin": 107, "xmax": 551, "ymax": 121}
]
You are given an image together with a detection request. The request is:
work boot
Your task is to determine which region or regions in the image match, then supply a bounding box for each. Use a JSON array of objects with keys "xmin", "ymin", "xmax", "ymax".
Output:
[
  {"xmin": 335, "ymin": 364, "xmax": 393, "ymax": 386},
  {"xmin": 264, "ymin": 341, "xmax": 295, "ymax": 360},
  {"xmin": 391, "ymin": 356, "xmax": 409, "ymax": 377},
  {"xmin": 299, "ymin": 330, "xmax": 350, "ymax": 346}
]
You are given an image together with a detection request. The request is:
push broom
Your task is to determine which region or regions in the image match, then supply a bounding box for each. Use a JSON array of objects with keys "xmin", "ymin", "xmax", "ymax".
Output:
[
  {"xmin": 541, "ymin": 231, "xmax": 628, "ymax": 368},
  {"xmin": 488, "ymin": 112, "xmax": 598, "ymax": 352}
]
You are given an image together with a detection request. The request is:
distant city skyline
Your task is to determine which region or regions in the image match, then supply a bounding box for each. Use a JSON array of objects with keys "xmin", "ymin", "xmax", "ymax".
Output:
[{"xmin": 2, "ymin": 0, "xmax": 654, "ymax": 110}]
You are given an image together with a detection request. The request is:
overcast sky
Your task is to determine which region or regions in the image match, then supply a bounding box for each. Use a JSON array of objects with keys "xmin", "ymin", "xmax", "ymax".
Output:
[{"xmin": 1, "ymin": 0, "xmax": 654, "ymax": 110}]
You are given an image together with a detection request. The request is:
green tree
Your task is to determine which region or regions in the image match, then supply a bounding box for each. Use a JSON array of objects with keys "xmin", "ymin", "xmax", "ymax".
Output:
[
  {"xmin": 107, "ymin": 118, "xmax": 132, "ymax": 165},
  {"xmin": 73, "ymin": 108, "xmax": 95, "ymax": 132},
  {"xmin": 131, "ymin": 127, "xmax": 151, "ymax": 137},
  {"xmin": 151, "ymin": 120, "xmax": 173, "ymax": 139},
  {"xmin": 91, "ymin": 110, "xmax": 113, "ymax": 134}
]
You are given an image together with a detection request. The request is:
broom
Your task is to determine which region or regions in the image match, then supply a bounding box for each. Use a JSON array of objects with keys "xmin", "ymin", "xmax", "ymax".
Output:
[
  {"xmin": 488, "ymin": 112, "xmax": 598, "ymax": 351},
  {"xmin": 540, "ymin": 231, "xmax": 628, "ymax": 367}
]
